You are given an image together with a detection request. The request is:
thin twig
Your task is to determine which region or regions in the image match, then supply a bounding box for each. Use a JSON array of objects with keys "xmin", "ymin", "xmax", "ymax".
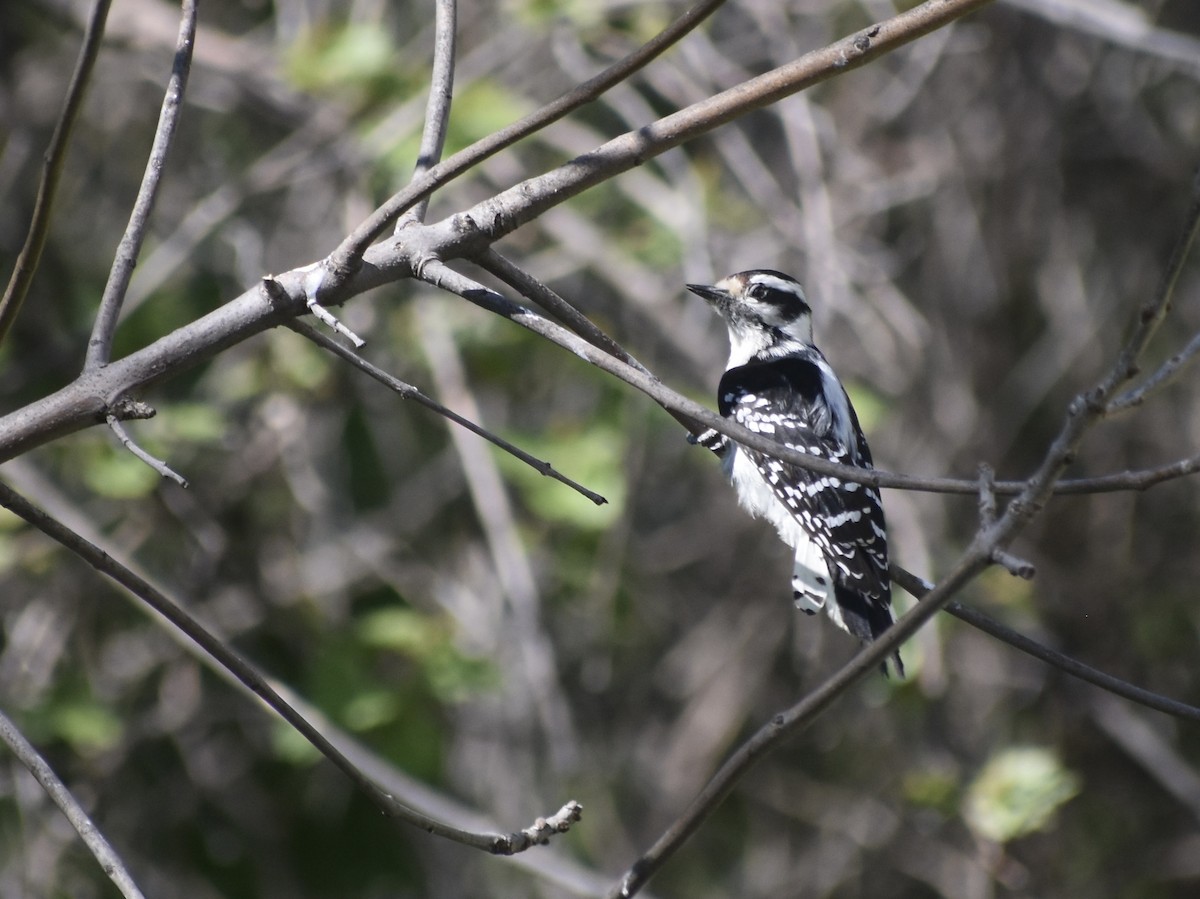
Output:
[
  {"xmin": 284, "ymin": 319, "xmax": 607, "ymax": 505},
  {"xmin": 0, "ymin": 706, "xmax": 147, "ymax": 899},
  {"xmin": 887, "ymin": 565, "xmax": 1200, "ymax": 722},
  {"xmin": 328, "ymin": 0, "xmax": 729, "ymax": 276},
  {"xmin": 476, "ymin": 248, "xmax": 650, "ymax": 371},
  {"xmin": 400, "ymin": 0, "xmax": 458, "ymax": 228},
  {"xmin": 106, "ymin": 414, "xmax": 189, "ymax": 488},
  {"xmin": 84, "ymin": 0, "xmax": 198, "ymax": 371},
  {"xmin": 0, "ymin": 479, "xmax": 579, "ymax": 855},
  {"xmin": 0, "ymin": 0, "xmax": 114, "ymax": 346},
  {"xmin": 1108, "ymin": 328, "xmax": 1200, "ymax": 412}
]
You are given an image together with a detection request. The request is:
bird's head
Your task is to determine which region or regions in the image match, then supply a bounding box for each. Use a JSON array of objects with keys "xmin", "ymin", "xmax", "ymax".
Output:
[{"xmin": 687, "ymin": 269, "xmax": 814, "ymax": 366}]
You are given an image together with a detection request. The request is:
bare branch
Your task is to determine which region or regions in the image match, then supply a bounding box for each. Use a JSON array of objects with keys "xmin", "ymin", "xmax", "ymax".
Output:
[
  {"xmin": 477, "ymin": 247, "xmax": 646, "ymax": 370},
  {"xmin": 106, "ymin": 414, "xmax": 189, "ymax": 488},
  {"xmin": 501, "ymin": 801, "xmax": 585, "ymax": 852},
  {"xmin": 0, "ymin": 479, "xmax": 578, "ymax": 855},
  {"xmin": 1004, "ymin": 0, "xmax": 1200, "ymax": 74},
  {"xmin": 0, "ymin": 706, "xmax": 147, "ymax": 899},
  {"xmin": 451, "ymin": 0, "xmax": 997, "ymax": 252},
  {"xmin": 84, "ymin": 0, "xmax": 199, "ymax": 371},
  {"xmin": 1090, "ymin": 696, "xmax": 1200, "ymax": 824},
  {"xmin": 330, "ymin": 0, "xmax": 730, "ymax": 274},
  {"xmin": 285, "ymin": 318, "xmax": 607, "ymax": 505},
  {"xmin": 888, "ymin": 565, "xmax": 1200, "ymax": 722},
  {"xmin": 1098, "ymin": 168, "xmax": 1200, "ymax": 403},
  {"xmin": 400, "ymin": 0, "xmax": 458, "ymax": 228},
  {"xmin": 2, "ymin": 458, "xmax": 623, "ymax": 896},
  {"xmin": 1109, "ymin": 328, "xmax": 1200, "ymax": 412},
  {"xmin": 0, "ymin": 0, "xmax": 113, "ymax": 346}
]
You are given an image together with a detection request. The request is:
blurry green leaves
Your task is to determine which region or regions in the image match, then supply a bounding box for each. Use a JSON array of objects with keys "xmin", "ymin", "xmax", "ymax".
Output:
[
  {"xmin": 82, "ymin": 449, "xmax": 161, "ymax": 499},
  {"xmin": 508, "ymin": 0, "xmax": 670, "ymax": 44},
  {"xmin": 963, "ymin": 746, "xmax": 1081, "ymax": 844},
  {"xmin": 78, "ymin": 403, "xmax": 228, "ymax": 499},
  {"xmin": 376, "ymin": 81, "xmax": 533, "ymax": 189},
  {"xmin": 509, "ymin": 0, "xmax": 608, "ymax": 29},
  {"xmin": 844, "ymin": 382, "xmax": 887, "ymax": 433},
  {"xmin": 902, "ymin": 765, "xmax": 960, "ymax": 817},
  {"xmin": 284, "ymin": 23, "xmax": 400, "ymax": 104},
  {"xmin": 273, "ymin": 605, "xmax": 494, "ymax": 776},
  {"xmin": 48, "ymin": 700, "xmax": 123, "ymax": 755},
  {"xmin": 18, "ymin": 691, "xmax": 125, "ymax": 757},
  {"xmin": 975, "ymin": 564, "xmax": 1037, "ymax": 615},
  {"xmin": 497, "ymin": 424, "xmax": 626, "ymax": 531},
  {"xmin": 357, "ymin": 606, "xmax": 497, "ymax": 703}
]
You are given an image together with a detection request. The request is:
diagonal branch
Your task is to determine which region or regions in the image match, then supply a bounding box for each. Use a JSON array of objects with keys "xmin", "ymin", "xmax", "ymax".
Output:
[
  {"xmin": 888, "ymin": 565, "xmax": 1200, "ymax": 723},
  {"xmin": 0, "ymin": 479, "xmax": 580, "ymax": 855},
  {"xmin": 0, "ymin": 705, "xmax": 147, "ymax": 899},
  {"xmin": 476, "ymin": 247, "xmax": 646, "ymax": 370},
  {"xmin": 330, "ymin": 0, "xmax": 729, "ymax": 273},
  {"xmin": 285, "ymin": 319, "xmax": 606, "ymax": 505},
  {"xmin": 400, "ymin": 0, "xmax": 458, "ymax": 228},
  {"xmin": 0, "ymin": 0, "xmax": 114, "ymax": 346},
  {"xmin": 83, "ymin": 0, "xmax": 198, "ymax": 372},
  {"xmin": 451, "ymin": 0, "xmax": 997, "ymax": 251},
  {"xmin": 1108, "ymin": 327, "xmax": 1200, "ymax": 413}
]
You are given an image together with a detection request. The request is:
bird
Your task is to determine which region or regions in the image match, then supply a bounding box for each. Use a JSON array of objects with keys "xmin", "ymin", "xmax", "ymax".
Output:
[{"xmin": 687, "ymin": 269, "xmax": 902, "ymax": 674}]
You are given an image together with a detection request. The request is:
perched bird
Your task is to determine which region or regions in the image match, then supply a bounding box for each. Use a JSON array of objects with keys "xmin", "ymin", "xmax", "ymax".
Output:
[{"xmin": 687, "ymin": 270, "xmax": 902, "ymax": 674}]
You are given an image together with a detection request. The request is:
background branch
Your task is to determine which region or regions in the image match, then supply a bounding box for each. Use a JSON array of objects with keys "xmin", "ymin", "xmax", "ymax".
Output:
[
  {"xmin": 332, "ymin": 0, "xmax": 729, "ymax": 270},
  {"xmin": 0, "ymin": 479, "xmax": 579, "ymax": 855},
  {"xmin": 399, "ymin": 0, "xmax": 458, "ymax": 227},
  {"xmin": 83, "ymin": 0, "xmax": 198, "ymax": 371},
  {"xmin": 286, "ymin": 318, "xmax": 606, "ymax": 505},
  {"xmin": 0, "ymin": 706, "xmax": 146, "ymax": 899},
  {"xmin": 0, "ymin": 0, "xmax": 113, "ymax": 345},
  {"xmin": 888, "ymin": 565, "xmax": 1200, "ymax": 723}
]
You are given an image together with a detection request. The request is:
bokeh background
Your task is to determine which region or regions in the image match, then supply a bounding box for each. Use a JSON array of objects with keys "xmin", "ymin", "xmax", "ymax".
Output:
[{"xmin": 2, "ymin": 0, "xmax": 1200, "ymax": 896}]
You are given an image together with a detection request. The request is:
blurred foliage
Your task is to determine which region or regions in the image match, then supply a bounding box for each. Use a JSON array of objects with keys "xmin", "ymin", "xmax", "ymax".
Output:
[
  {"xmin": 963, "ymin": 746, "xmax": 1081, "ymax": 844},
  {"xmin": 3, "ymin": 0, "xmax": 1200, "ymax": 897}
]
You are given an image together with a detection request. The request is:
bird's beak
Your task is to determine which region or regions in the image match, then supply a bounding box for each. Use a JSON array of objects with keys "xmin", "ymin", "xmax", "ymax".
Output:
[{"xmin": 686, "ymin": 283, "xmax": 728, "ymax": 305}]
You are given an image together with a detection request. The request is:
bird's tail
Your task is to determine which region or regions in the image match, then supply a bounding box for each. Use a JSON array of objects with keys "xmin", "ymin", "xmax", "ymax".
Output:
[{"xmin": 834, "ymin": 586, "xmax": 904, "ymax": 677}]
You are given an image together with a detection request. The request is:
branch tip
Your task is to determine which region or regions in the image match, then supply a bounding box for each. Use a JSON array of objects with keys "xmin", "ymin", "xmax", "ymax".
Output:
[
  {"xmin": 991, "ymin": 549, "xmax": 1036, "ymax": 580},
  {"xmin": 496, "ymin": 800, "xmax": 583, "ymax": 853},
  {"xmin": 106, "ymin": 414, "xmax": 188, "ymax": 488}
]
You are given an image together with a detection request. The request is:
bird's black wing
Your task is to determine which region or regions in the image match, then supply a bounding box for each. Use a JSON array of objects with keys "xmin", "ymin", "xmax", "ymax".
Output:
[{"xmin": 718, "ymin": 357, "xmax": 893, "ymax": 639}]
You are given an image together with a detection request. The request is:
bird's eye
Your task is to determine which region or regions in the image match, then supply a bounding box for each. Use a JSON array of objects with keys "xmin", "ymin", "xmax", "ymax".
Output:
[{"xmin": 747, "ymin": 284, "xmax": 767, "ymax": 301}]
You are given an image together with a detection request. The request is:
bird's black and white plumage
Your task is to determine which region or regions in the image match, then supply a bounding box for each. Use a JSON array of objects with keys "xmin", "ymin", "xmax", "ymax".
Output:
[{"xmin": 688, "ymin": 270, "xmax": 902, "ymax": 674}]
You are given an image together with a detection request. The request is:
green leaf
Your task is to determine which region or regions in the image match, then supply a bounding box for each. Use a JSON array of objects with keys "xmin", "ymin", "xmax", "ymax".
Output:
[
  {"xmin": 496, "ymin": 424, "xmax": 626, "ymax": 531},
  {"xmin": 83, "ymin": 449, "xmax": 160, "ymax": 499},
  {"xmin": 963, "ymin": 746, "xmax": 1081, "ymax": 843},
  {"xmin": 357, "ymin": 607, "xmax": 497, "ymax": 704},
  {"xmin": 51, "ymin": 701, "xmax": 123, "ymax": 754},
  {"xmin": 844, "ymin": 382, "xmax": 887, "ymax": 433},
  {"xmin": 285, "ymin": 24, "xmax": 396, "ymax": 94},
  {"xmin": 342, "ymin": 689, "xmax": 400, "ymax": 731}
]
